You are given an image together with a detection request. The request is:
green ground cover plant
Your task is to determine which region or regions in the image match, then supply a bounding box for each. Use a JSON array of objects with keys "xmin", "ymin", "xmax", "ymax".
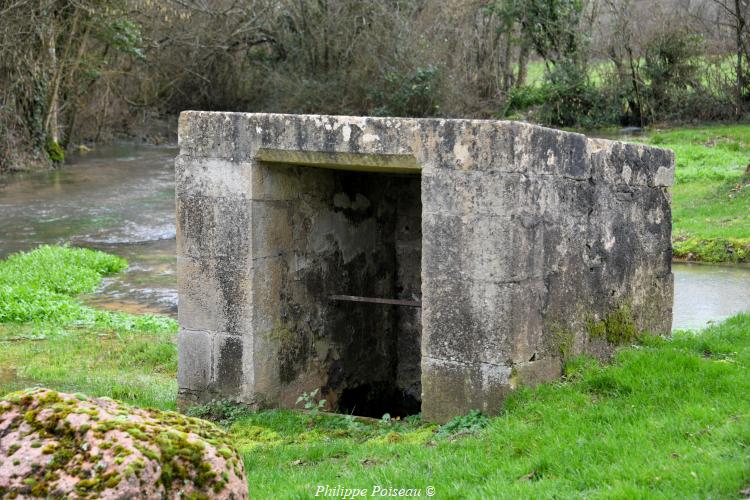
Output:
[
  {"xmin": 642, "ymin": 125, "xmax": 750, "ymax": 263},
  {"xmin": 0, "ymin": 245, "xmax": 177, "ymax": 331}
]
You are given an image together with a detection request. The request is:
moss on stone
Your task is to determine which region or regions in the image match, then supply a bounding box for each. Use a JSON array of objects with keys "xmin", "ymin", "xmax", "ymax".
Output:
[
  {"xmin": 549, "ymin": 323, "xmax": 575, "ymax": 359},
  {"xmin": 0, "ymin": 388, "xmax": 246, "ymax": 498},
  {"xmin": 586, "ymin": 305, "xmax": 639, "ymax": 345},
  {"xmin": 44, "ymin": 138, "xmax": 65, "ymax": 163}
]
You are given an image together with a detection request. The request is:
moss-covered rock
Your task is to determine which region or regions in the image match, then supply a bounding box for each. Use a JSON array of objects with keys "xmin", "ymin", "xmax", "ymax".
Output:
[{"xmin": 0, "ymin": 388, "xmax": 247, "ymax": 499}]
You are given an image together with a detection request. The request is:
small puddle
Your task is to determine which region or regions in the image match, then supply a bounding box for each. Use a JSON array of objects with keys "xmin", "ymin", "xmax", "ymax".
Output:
[
  {"xmin": 0, "ymin": 366, "xmax": 38, "ymax": 392},
  {"xmin": 0, "ymin": 367, "xmax": 18, "ymax": 385}
]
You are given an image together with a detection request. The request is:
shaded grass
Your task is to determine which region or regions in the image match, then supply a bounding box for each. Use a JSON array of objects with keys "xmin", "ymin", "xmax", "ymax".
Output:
[{"xmin": 0, "ymin": 323, "xmax": 177, "ymax": 409}]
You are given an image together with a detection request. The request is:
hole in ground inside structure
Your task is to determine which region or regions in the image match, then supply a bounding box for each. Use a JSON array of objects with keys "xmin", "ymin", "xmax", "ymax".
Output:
[{"xmin": 337, "ymin": 382, "xmax": 421, "ymax": 419}]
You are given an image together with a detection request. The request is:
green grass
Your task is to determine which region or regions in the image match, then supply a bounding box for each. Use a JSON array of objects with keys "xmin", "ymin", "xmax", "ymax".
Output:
[
  {"xmin": 0, "ymin": 323, "xmax": 177, "ymax": 409},
  {"xmin": 649, "ymin": 125, "xmax": 749, "ymax": 183},
  {"xmin": 214, "ymin": 315, "xmax": 750, "ymax": 498},
  {"xmin": 522, "ymin": 55, "xmax": 736, "ymax": 91},
  {"xmin": 5, "ymin": 315, "xmax": 750, "ymax": 497},
  {"xmin": 0, "ymin": 245, "xmax": 178, "ymax": 408},
  {"xmin": 641, "ymin": 124, "xmax": 750, "ymax": 262},
  {"xmin": 2, "ymin": 246, "xmax": 750, "ymax": 496},
  {"xmin": 0, "ymin": 245, "xmax": 177, "ymax": 331}
]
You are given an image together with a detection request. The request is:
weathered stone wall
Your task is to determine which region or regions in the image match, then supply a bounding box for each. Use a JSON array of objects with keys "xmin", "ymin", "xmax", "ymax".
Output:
[
  {"xmin": 394, "ymin": 181, "xmax": 422, "ymax": 405},
  {"xmin": 176, "ymin": 112, "xmax": 674, "ymax": 423},
  {"xmin": 176, "ymin": 139, "xmax": 423, "ymax": 415}
]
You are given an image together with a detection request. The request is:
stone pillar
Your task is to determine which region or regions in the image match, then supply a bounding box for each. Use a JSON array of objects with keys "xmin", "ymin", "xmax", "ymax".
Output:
[{"xmin": 175, "ymin": 152, "xmax": 255, "ymax": 405}]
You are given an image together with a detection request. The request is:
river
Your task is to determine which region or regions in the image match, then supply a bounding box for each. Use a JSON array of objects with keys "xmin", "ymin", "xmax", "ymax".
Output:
[{"xmin": 0, "ymin": 144, "xmax": 748, "ymax": 330}]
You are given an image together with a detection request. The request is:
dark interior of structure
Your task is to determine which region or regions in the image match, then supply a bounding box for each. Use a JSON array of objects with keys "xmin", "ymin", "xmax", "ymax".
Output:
[{"xmin": 268, "ymin": 163, "xmax": 422, "ymax": 418}]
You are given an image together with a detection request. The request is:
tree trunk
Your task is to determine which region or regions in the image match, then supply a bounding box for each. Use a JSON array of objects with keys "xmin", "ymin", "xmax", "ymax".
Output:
[
  {"xmin": 45, "ymin": 23, "xmax": 59, "ymax": 144},
  {"xmin": 627, "ymin": 47, "xmax": 645, "ymax": 127},
  {"xmin": 517, "ymin": 42, "xmax": 529, "ymax": 87},
  {"xmin": 736, "ymin": 0, "xmax": 745, "ymax": 119},
  {"xmin": 502, "ymin": 33, "xmax": 514, "ymax": 92}
]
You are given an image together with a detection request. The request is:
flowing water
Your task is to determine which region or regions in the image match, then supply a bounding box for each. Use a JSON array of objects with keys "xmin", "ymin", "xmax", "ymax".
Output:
[
  {"xmin": 0, "ymin": 144, "xmax": 178, "ymax": 316},
  {"xmin": 673, "ymin": 262, "xmax": 750, "ymax": 330},
  {"xmin": 0, "ymin": 144, "xmax": 748, "ymax": 329}
]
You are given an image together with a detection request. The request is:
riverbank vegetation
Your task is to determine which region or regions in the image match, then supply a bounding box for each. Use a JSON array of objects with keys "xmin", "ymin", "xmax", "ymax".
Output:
[
  {"xmin": 2, "ymin": 2, "xmax": 747, "ymax": 262},
  {"xmin": 641, "ymin": 125, "xmax": 750, "ymax": 263},
  {"xmin": 0, "ymin": 245, "xmax": 177, "ymax": 331},
  {"xmin": 0, "ymin": 245, "xmax": 177, "ymax": 407},
  {"xmin": 1, "ymin": 246, "xmax": 750, "ymax": 496},
  {"xmin": 1, "ymin": 0, "xmax": 748, "ymax": 172}
]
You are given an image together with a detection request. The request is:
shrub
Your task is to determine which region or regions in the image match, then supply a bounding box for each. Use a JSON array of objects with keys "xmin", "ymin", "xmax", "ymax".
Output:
[
  {"xmin": 536, "ymin": 62, "xmax": 617, "ymax": 128},
  {"xmin": 642, "ymin": 30, "xmax": 703, "ymax": 114},
  {"xmin": 501, "ymin": 85, "xmax": 550, "ymax": 117},
  {"xmin": 371, "ymin": 66, "xmax": 440, "ymax": 118}
]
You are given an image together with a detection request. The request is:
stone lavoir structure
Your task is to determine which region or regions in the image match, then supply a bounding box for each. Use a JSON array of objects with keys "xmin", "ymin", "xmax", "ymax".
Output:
[{"xmin": 176, "ymin": 112, "xmax": 674, "ymax": 423}]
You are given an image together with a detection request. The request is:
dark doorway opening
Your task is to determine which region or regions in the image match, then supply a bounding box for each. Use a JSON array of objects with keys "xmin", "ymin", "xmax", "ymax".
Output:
[
  {"xmin": 317, "ymin": 170, "xmax": 423, "ymax": 419},
  {"xmin": 258, "ymin": 160, "xmax": 422, "ymax": 418}
]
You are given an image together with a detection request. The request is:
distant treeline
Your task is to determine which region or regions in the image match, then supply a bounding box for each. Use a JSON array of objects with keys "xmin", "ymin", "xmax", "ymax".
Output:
[{"xmin": 1, "ymin": 0, "xmax": 748, "ymax": 171}]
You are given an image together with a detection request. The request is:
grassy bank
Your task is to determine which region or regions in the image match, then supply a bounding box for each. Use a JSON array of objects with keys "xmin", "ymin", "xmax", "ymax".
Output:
[
  {"xmin": 0, "ymin": 245, "xmax": 178, "ymax": 408},
  {"xmin": 1, "ymin": 246, "xmax": 750, "ymax": 497},
  {"xmin": 641, "ymin": 124, "xmax": 750, "ymax": 263},
  {"xmin": 0, "ymin": 245, "xmax": 177, "ymax": 331},
  {"xmin": 5, "ymin": 304, "xmax": 750, "ymax": 497}
]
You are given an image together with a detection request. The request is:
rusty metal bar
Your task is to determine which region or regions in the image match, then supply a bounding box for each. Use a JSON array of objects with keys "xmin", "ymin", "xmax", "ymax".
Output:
[{"xmin": 329, "ymin": 295, "xmax": 422, "ymax": 308}]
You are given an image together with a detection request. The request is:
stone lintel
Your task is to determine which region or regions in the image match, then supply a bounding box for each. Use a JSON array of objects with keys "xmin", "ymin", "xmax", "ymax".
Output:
[{"xmin": 256, "ymin": 148, "xmax": 420, "ymax": 174}]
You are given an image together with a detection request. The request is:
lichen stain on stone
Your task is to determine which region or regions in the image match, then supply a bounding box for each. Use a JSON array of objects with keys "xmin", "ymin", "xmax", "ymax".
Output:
[
  {"xmin": 216, "ymin": 336, "xmax": 243, "ymax": 394},
  {"xmin": 268, "ymin": 321, "xmax": 311, "ymax": 385}
]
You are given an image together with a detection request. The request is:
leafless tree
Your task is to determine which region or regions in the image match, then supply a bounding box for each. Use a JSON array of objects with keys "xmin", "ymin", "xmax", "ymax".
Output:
[{"xmin": 708, "ymin": 0, "xmax": 749, "ymax": 117}]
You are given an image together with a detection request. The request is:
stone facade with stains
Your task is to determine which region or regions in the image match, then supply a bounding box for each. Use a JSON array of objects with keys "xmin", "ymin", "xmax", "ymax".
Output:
[{"xmin": 176, "ymin": 112, "xmax": 675, "ymax": 423}]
